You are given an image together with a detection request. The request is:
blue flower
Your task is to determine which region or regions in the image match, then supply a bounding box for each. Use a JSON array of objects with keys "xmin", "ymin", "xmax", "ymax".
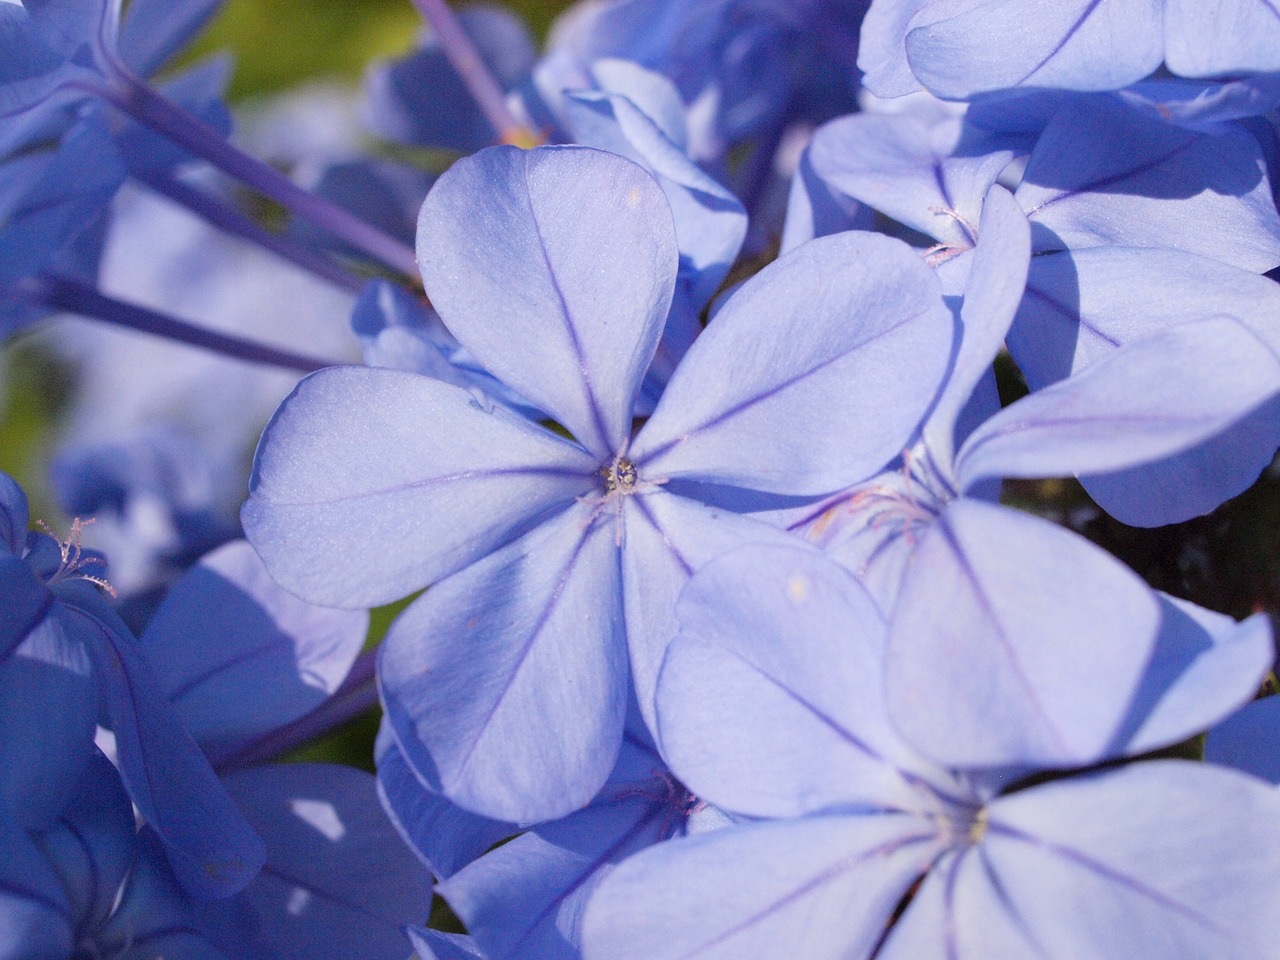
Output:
[
  {"xmin": 243, "ymin": 144, "xmax": 953, "ymax": 822},
  {"xmin": 581, "ymin": 543, "xmax": 1280, "ymax": 960},
  {"xmin": 0, "ymin": 469, "xmax": 264, "ymax": 899},
  {"xmin": 860, "ymin": 0, "xmax": 1280, "ymax": 101}
]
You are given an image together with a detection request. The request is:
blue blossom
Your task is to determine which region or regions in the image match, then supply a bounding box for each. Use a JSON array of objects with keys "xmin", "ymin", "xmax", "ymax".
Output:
[
  {"xmin": 243, "ymin": 144, "xmax": 952, "ymax": 821},
  {"xmin": 581, "ymin": 543, "xmax": 1280, "ymax": 960},
  {"xmin": 0, "ymin": 469, "xmax": 265, "ymax": 899},
  {"xmin": 860, "ymin": 0, "xmax": 1280, "ymax": 101}
]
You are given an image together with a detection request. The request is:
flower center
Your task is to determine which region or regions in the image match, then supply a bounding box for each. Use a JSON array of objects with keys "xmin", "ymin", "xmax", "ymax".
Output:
[
  {"xmin": 599, "ymin": 456, "xmax": 639, "ymax": 495},
  {"xmin": 36, "ymin": 517, "xmax": 117, "ymax": 598}
]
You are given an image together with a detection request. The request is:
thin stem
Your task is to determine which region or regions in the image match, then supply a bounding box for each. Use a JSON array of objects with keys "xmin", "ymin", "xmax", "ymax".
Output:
[
  {"xmin": 22, "ymin": 273, "xmax": 341, "ymax": 373},
  {"xmin": 410, "ymin": 0, "xmax": 539, "ymax": 147},
  {"xmin": 132, "ymin": 166, "xmax": 367, "ymax": 295},
  {"xmin": 210, "ymin": 651, "xmax": 381, "ymax": 773},
  {"xmin": 95, "ymin": 73, "xmax": 421, "ymax": 279}
]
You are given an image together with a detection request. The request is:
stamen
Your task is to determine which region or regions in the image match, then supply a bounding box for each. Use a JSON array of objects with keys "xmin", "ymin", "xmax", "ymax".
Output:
[
  {"xmin": 36, "ymin": 518, "xmax": 118, "ymax": 598},
  {"xmin": 576, "ymin": 457, "xmax": 668, "ymax": 548}
]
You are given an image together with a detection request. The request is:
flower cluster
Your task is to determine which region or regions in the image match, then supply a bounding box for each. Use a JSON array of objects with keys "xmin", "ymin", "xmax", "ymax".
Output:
[{"xmin": 4, "ymin": 0, "xmax": 1280, "ymax": 958}]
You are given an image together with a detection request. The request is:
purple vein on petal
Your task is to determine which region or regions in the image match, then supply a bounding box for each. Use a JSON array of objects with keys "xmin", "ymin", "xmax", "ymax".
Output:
[
  {"xmin": 933, "ymin": 515, "xmax": 1072, "ymax": 755},
  {"xmin": 985, "ymin": 820, "xmax": 1227, "ymax": 934},
  {"xmin": 975, "ymin": 844, "xmax": 1051, "ymax": 956},
  {"xmin": 164, "ymin": 637, "xmax": 293, "ymax": 703},
  {"xmin": 256, "ymin": 465, "xmax": 592, "ymax": 508},
  {"xmin": 637, "ymin": 310, "xmax": 931, "ymax": 468},
  {"xmin": 629, "ymin": 495, "xmax": 692, "ymax": 576},
  {"xmin": 522, "ymin": 161, "xmax": 616, "ymax": 457},
  {"xmin": 1011, "ymin": 0, "xmax": 1107, "ymax": 88},
  {"xmin": 1022, "ymin": 139, "xmax": 1203, "ymax": 219},
  {"xmin": 678, "ymin": 829, "xmax": 939, "ymax": 960},
  {"xmin": 449, "ymin": 518, "xmax": 604, "ymax": 783},
  {"xmin": 1022, "ymin": 284, "xmax": 1122, "ymax": 348},
  {"xmin": 495, "ymin": 802, "xmax": 672, "ymax": 958}
]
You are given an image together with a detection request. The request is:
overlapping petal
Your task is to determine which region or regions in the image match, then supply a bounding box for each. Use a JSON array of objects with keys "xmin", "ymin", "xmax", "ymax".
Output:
[
  {"xmin": 140, "ymin": 540, "xmax": 368, "ymax": 748},
  {"xmin": 956, "ymin": 317, "xmax": 1280, "ymax": 489},
  {"xmin": 582, "ymin": 814, "xmax": 942, "ymax": 960},
  {"xmin": 659, "ymin": 544, "xmax": 950, "ymax": 818},
  {"xmin": 884, "ymin": 498, "xmax": 1160, "ymax": 769},
  {"xmin": 220, "ymin": 763, "xmax": 432, "ymax": 960},
  {"xmin": 66, "ymin": 594, "xmax": 266, "ymax": 898}
]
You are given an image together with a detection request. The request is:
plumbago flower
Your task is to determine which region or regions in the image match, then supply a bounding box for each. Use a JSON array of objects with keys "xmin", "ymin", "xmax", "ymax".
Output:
[
  {"xmin": 792, "ymin": 184, "xmax": 1280, "ymax": 767},
  {"xmin": 859, "ymin": 0, "xmax": 1280, "ymax": 101},
  {"xmin": 242, "ymin": 144, "xmax": 954, "ymax": 822},
  {"xmin": 0, "ymin": 469, "xmax": 265, "ymax": 900},
  {"xmin": 787, "ymin": 92, "xmax": 1280, "ymax": 526},
  {"xmin": 582, "ymin": 544, "xmax": 1280, "ymax": 960}
]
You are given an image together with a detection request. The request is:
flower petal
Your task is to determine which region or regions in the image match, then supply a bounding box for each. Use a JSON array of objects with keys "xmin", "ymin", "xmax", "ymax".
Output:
[
  {"xmin": 243, "ymin": 364, "xmax": 595, "ymax": 608},
  {"xmin": 379, "ymin": 503, "xmax": 628, "ymax": 822},
  {"xmin": 417, "ymin": 145, "xmax": 677, "ymax": 456},
  {"xmin": 633, "ymin": 232, "xmax": 952, "ymax": 494}
]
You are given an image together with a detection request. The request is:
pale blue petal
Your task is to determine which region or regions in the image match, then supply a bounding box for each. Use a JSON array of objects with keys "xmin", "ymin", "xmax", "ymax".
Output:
[
  {"xmin": 904, "ymin": 0, "xmax": 1163, "ymax": 99},
  {"xmin": 243, "ymin": 365, "xmax": 596, "ymax": 608},
  {"xmin": 1080, "ymin": 397, "xmax": 1280, "ymax": 526},
  {"xmin": 659, "ymin": 544, "xmax": 953, "ymax": 819},
  {"xmin": 957, "ymin": 317, "xmax": 1280, "ymax": 489},
  {"xmin": 417, "ymin": 145, "xmax": 678, "ymax": 456},
  {"xmin": 885, "ymin": 498, "xmax": 1161, "ymax": 768},
  {"xmin": 856, "ymin": 0, "xmax": 930, "ymax": 98},
  {"xmin": 588, "ymin": 58, "xmax": 688, "ymax": 150},
  {"xmin": 805, "ymin": 112, "xmax": 1014, "ymax": 247},
  {"xmin": 779, "ymin": 145, "xmax": 871, "ymax": 253},
  {"xmin": 581, "ymin": 815, "xmax": 943, "ymax": 960},
  {"xmin": 222, "ymin": 763, "xmax": 432, "ymax": 960},
  {"xmin": 921, "ymin": 185, "xmax": 1029, "ymax": 462},
  {"xmin": 1011, "ymin": 247, "xmax": 1280, "ymax": 390},
  {"xmin": 618, "ymin": 490, "xmax": 806, "ymax": 732},
  {"xmin": 632, "ymin": 232, "xmax": 953, "ymax": 494},
  {"xmin": 562, "ymin": 80, "xmax": 746, "ymax": 307},
  {"xmin": 439, "ymin": 792, "xmax": 678, "ymax": 960},
  {"xmin": 980, "ymin": 762, "xmax": 1280, "ymax": 959},
  {"xmin": 1017, "ymin": 98, "xmax": 1280, "ymax": 271},
  {"xmin": 140, "ymin": 540, "xmax": 367, "ymax": 749},
  {"xmin": 1112, "ymin": 597, "xmax": 1273, "ymax": 757},
  {"xmin": 1165, "ymin": 0, "xmax": 1280, "ymax": 77},
  {"xmin": 379, "ymin": 503, "xmax": 627, "ymax": 822}
]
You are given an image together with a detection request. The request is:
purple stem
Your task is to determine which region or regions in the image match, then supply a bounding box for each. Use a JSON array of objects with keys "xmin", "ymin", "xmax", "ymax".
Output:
[
  {"xmin": 94, "ymin": 73, "xmax": 420, "ymax": 279},
  {"xmin": 410, "ymin": 0, "xmax": 537, "ymax": 146},
  {"xmin": 210, "ymin": 650, "xmax": 380, "ymax": 773},
  {"xmin": 22, "ymin": 273, "xmax": 341, "ymax": 373},
  {"xmin": 132, "ymin": 166, "xmax": 367, "ymax": 294}
]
